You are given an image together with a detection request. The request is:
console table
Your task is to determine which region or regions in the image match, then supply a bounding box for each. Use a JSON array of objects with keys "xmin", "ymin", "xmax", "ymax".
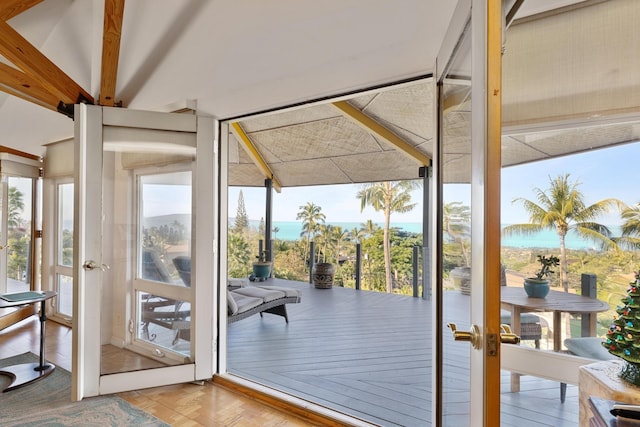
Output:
[
  {"xmin": 0, "ymin": 291, "xmax": 57, "ymax": 392},
  {"xmin": 579, "ymin": 360, "xmax": 640, "ymax": 426}
]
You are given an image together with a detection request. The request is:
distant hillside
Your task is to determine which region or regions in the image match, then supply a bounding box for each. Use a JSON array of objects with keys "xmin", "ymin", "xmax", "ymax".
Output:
[{"xmin": 144, "ymin": 214, "xmax": 191, "ymax": 229}]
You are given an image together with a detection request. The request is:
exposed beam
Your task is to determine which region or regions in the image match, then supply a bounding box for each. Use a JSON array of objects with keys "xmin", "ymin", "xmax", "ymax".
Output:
[
  {"xmin": 0, "ymin": 62, "xmax": 59, "ymax": 111},
  {"xmin": 0, "ymin": 0, "xmax": 43, "ymax": 21},
  {"xmin": 0, "ymin": 19, "xmax": 94, "ymax": 107},
  {"xmin": 230, "ymin": 122, "xmax": 282, "ymax": 192},
  {"xmin": 332, "ymin": 101, "xmax": 432, "ymax": 166},
  {"xmin": 0, "ymin": 145, "xmax": 41, "ymax": 161},
  {"xmin": 100, "ymin": 0, "xmax": 125, "ymax": 106}
]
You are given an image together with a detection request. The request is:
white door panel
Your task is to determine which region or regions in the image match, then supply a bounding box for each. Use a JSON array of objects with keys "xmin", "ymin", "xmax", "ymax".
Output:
[{"xmin": 72, "ymin": 104, "xmax": 216, "ymax": 399}]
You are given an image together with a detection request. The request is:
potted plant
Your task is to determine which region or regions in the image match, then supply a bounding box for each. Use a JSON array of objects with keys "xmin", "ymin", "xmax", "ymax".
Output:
[
  {"xmin": 523, "ymin": 254, "xmax": 559, "ymax": 298},
  {"xmin": 251, "ymin": 250, "xmax": 272, "ymax": 282}
]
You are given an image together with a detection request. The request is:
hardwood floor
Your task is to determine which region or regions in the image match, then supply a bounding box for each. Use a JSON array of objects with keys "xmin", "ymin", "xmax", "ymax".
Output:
[{"xmin": 0, "ymin": 317, "xmax": 319, "ymax": 427}]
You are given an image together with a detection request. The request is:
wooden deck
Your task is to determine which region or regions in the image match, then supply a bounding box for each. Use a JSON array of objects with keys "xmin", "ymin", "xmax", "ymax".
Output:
[{"xmin": 227, "ymin": 279, "xmax": 579, "ymax": 426}]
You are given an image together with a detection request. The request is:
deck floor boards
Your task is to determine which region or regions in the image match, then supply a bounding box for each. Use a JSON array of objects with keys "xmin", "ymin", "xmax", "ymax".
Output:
[{"xmin": 227, "ymin": 279, "xmax": 578, "ymax": 426}]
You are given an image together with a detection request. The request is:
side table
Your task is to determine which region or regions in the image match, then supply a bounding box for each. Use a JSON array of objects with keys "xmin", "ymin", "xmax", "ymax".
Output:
[
  {"xmin": 579, "ymin": 360, "xmax": 640, "ymax": 426},
  {"xmin": 0, "ymin": 291, "xmax": 57, "ymax": 392}
]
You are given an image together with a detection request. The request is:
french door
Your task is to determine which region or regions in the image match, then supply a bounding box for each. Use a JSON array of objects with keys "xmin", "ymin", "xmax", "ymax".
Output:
[
  {"xmin": 434, "ymin": 0, "xmax": 503, "ymax": 425},
  {"xmin": 72, "ymin": 104, "xmax": 217, "ymax": 399}
]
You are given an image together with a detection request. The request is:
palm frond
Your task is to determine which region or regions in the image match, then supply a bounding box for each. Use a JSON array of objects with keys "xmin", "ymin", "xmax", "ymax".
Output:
[{"xmin": 502, "ymin": 223, "xmax": 546, "ymax": 237}]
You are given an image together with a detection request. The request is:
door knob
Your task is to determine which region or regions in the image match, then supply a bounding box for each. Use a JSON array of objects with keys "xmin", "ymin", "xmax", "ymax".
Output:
[
  {"xmin": 82, "ymin": 260, "xmax": 109, "ymax": 271},
  {"xmin": 499, "ymin": 324, "xmax": 521, "ymax": 345},
  {"xmin": 447, "ymin": 323, "xmax": 482, "ymax": 350}
]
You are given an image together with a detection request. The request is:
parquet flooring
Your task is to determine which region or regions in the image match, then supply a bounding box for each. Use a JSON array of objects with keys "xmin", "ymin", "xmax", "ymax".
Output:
[{"xmin": 0, "ymin": 317, "xmax": 319, "ymax": 427}]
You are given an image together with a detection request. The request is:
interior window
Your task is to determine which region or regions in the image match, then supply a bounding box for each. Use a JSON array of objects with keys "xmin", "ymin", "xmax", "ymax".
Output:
[{"xmin": 55, "ymin": 181, "xmax": 73, "ymax": 318}]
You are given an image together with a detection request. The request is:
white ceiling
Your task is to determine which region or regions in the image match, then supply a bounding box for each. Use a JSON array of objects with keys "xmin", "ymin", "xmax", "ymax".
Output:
[{"xmin": 0, "ymin": 0, "xmax": 588, "ymax": 158}]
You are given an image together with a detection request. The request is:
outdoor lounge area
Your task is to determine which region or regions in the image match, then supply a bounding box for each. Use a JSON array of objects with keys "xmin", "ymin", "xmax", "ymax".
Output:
[{"xmin": 226, "ymin": 279, "xmax": 582, "ymax": 426}]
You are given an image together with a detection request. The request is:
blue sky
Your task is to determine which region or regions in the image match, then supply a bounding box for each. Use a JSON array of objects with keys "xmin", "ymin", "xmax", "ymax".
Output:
[{"xmin": 230, "ymin": 141, "xmax": 640, "ymax": 226}]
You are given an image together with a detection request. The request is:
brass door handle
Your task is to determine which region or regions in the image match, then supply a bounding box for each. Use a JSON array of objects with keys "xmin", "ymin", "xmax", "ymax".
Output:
[
  {"xmin": 447, "ymin": 323, "xmax": 482, "ymax": 349},
  {"xmin": 82, "ymin": 260, "xmax": 110, "ymax": 271},
  {"xmin": 448, "ymin": 323, "xmax": 521, "ymax": 350},
  {"xmin": 499, "ymin": 324, "xmax": 521, "ymax": 345}
]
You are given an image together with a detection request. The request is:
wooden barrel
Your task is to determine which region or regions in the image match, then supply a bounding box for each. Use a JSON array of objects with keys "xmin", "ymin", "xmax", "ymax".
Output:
[{"xmin": 312, "ymin": 263, "xmax": 335, "ymax": 289}]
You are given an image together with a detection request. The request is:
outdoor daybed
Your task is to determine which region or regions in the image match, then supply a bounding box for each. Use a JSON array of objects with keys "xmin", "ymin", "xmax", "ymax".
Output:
[{"xmin": 227, "ymin": 285, "xmax": 301, "ymax": 324}]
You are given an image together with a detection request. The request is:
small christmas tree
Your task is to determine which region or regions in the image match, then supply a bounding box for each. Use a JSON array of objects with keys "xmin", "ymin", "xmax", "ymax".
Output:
[{"xmin": 604, "ymin": 270, "xmax": 640, "ymax": 386}]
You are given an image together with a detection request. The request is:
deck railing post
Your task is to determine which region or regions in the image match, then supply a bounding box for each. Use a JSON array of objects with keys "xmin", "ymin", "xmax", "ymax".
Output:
[
  {"xmin": 309, "ymin": 241, "xmax": 316, "ymax": 284},
  {"xmin": 355, "ymin": 243, "xmax": 361, "ymax": 290},
  {"xmin": 412, "ymin": 245, "xmax": 419, "ymax": 297},
  {"xmin": 581, "ymin": 273, "xmax": 598, "ymax": 337}
]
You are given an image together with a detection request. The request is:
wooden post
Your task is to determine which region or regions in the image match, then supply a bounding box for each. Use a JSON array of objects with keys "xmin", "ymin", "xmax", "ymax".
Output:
[
  {"xmin": 412, "ymin": 245, "xmax": 419, "ymax": 298},
  {"xmin": 581, "ymin": 273, "xmax": 598, "ymax": 337},
  {"xmin": 355, "ymin": 243, "xmax": 361, "ymax": 290},
  {"xmin": 309, "ymin": 241, "xmax": 315, "ymax": 284}
]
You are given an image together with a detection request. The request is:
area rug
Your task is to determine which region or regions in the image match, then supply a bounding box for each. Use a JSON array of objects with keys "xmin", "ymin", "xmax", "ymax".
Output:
[{"xmin": 0, "ymin": 352, "xmax": 170, "ymax": 426}]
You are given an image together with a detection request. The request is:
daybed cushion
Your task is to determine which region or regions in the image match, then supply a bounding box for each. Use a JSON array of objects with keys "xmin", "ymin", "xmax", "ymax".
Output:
[
  {"xmin": 257, "ymin": 286, "xmax": 301, "ymax": 299},
  {"xmin": 228, "ymin": 277, "xmax": 249, "ymax": 288},
  {"xmin": 231, "ymin": 293, "xmax": 264, "ymax": 314},
  {"xmin": 564, "ymin": 337, "xmax": 614, "ymax": 361},
  {"xmin": 232, "ymin": 287, "xmax": 285, "ymax": 303},
  {"xmin": 227, "ymin": 290, "xmax": 239, "ymax": 315}
]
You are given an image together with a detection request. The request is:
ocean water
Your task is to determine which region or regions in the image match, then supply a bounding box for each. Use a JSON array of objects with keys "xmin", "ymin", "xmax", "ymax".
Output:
[{"xmin": 265, "ymin": 220, "xmax": 620, "ymax": 250}]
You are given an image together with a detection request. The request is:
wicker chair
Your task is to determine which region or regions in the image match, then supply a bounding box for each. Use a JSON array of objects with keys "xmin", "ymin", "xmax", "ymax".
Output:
[
  {"xmin": 500, "ymin": 265, "xmax": 545, "ymax": 348},
  {"xmin": 500, "ymin": 310, "xmax": 546, "ymax": 349}
]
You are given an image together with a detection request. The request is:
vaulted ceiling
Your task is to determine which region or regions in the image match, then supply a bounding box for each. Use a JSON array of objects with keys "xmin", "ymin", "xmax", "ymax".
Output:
[{"xmin": 0, "ymin": 0, "xmax": 637, "ymax": 188}]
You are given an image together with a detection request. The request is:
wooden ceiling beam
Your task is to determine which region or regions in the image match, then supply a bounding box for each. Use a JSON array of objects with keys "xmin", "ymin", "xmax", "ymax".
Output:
[
  {"xmin": 230, "ymin": 122, "xmax": 282, "ymax": 192},
  {"xmin": 100, "ymin": 0, "xmax": 125, "ymax": 106},
  {"xmin": 0, "ymin": 0, "xmax": 43, "ymax": 21},
  {"xmin": 0, "ymin": 62, "xmax": 59, "ymax": 111},
  {"xmin": 332, "ymin": 101, "xmax": 432, "ymax": 166},
  {"xmin": 0, "ymin": 19, "xmax": 94, "ymax": 108}
]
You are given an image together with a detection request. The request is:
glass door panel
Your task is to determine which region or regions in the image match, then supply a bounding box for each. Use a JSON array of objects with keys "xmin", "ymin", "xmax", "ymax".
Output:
[
  {"xmin": 134, "ymin": 170, "xmax": 192, "ymax": 356},
  {"xmin": 439, "ymin": 19, "xmax": 473, "ymax": 426},
  {"xmin": 436, "ymin": 1, "xmax": 503, "ymax": 425},
  {"xmin": 102, "ymin": 149, "xmax": 194, "ymax": 373}
]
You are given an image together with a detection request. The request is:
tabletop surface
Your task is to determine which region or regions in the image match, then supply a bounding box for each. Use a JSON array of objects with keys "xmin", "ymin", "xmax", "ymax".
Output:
[
  {"xmin": 0, "ymin": 290, "xmax": 57, "ymax": 308},
  {"xmin": 501, "ymin": 286, "xmax": 609, "ymax": 313}
]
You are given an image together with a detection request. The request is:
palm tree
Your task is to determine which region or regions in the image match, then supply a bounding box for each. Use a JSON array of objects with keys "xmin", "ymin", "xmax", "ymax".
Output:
[
  {"xmin": 349, "ymin": 227, "xmax": 366, "ymax": 244},
  {"xmin": 357, "ymin": 180, "xmax": 420, "ymax": 293},
  {"xmin": 360, "ymin": 219, "xmax": 380, "ymax": 238},
  {"xmin": 617, "ymin": 203, "xmax": 640, "ymax": 250},
  {"xmin": 443, "ymin": 202, "xmax": 471, "ymax": 267},
  {"xmin": 296, "ymin": 202, "xmax": 326, "ymax": 267},
  {"xmin": 8, "ymin": 186, "xmax": 24, "ymax": 229},
  {"xmin": 315, "ymin": 223, "xmax": 333, "ymax": 262},
  {"xmin": 503, "ymin": 174, "xmax": 621, "ymax": 292},
  {"xmin": 332, "ymin": 226, "xmax": 349, "ymax": 266}
]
